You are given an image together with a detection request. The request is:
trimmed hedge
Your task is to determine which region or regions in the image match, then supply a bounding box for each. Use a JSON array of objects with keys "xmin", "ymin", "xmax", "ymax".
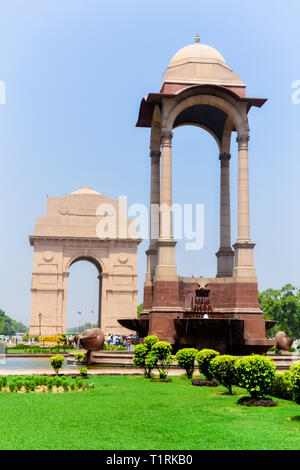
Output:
[
  {"xmin": 176, "ymin": 348, "xmax": 198, "ymax": 379},
  {"xmin": 0, "ymin": 375, "xmax": 92, "ymax": 393},
  {"xmin": 133, "ymin": 344, "xmax": 154, "ymax": 378},
  {"xmin": 196, "ymin": 349, "xmax": 220, "ymax": 380},
  {"xmin": 210, "ymin": 355, "xmax": 237, "ymax": 394},
  {"xmin": 235, "ymin": 355, "xmax": 276, "ymax": 399},
  {"xmin": 144, "ymin": 335, "xmax": 159, "ymax": 351},
  {"xmin": 271, "ymin": 372, "xmax": 293, "ymax": 401},
  {"xmin": 6, "ymin": 344, "xmax": 74, "ymax": 353},
  {"xmin": 290, "ymin": 361, "xmax": 300, "ymax": 403},
  {"xmin": 151, "ymin": 341, "xmax": 173, "ymax": 379},
  {"xmin": 133, "ymin": 337, "xmax": 172, "ymax": 379},
  {"xmin": 50, "ymin": 355, "xmax": 65, "ymax": 375}
]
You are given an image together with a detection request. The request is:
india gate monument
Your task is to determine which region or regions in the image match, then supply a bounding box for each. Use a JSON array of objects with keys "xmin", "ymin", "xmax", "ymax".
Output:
[
  {"xmin": 119, "ymin": 36, "xmax": 275, "ymax": 353},
  {"xmin": 29, "ymin": 188, "xmax": 141, "ymax": 336}
]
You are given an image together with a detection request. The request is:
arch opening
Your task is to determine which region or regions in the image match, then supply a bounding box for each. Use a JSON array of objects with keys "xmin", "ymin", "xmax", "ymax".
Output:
[
  {"xmin": 173, "ymin": 104, "xmax": 228, "ymax": 147},
  {"xmin": 67, "ymin": 257, "xmax": 102, "ymax": 333},
  {"xmin": 165, "ymin": 90, "xmax": 248, "ymax": 137},
  {"xmin": 172, "ymin": 124, "xmax": 221, "ymax": 278}
]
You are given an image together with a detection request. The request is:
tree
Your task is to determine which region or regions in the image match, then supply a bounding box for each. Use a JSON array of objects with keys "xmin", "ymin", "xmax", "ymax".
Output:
[
  {"xmin": 235, "ymin": 355, "xmax": 276, "ymax": 399},
  {"xmin": 132, "ymin": 335, "xmax": 159, "ymax": 378},
  {"xmin": 210, "ymin": 355, "xmax": 237, "ymax": 394},
  {"xmin": 151, "ymin": 341, "xmax": 173, "ymax": 379},
  {"xmin": 133, "ymin": 344, "xmax": 156, "ymax": 378},
  {"xmin": 50, "ymin": 355, "xmax": 65, "ymax": 375},
  {"xmin": 259, "ymin": 285, "xmax": 300, "ymax": 338},
  {"xmin": 0, "ymin": 309, "xmax": 28, "ymax": 336},
  {"xmin": 137, "ymin": 304, "xmax": 143, "ymax": 319},
  {"xmin": 196, "ymin": 349, "xmax": 220, "ymax": 380},
  {"xmin": 176, "ymin": 348, "xmax": 198, "ymax": 379}
]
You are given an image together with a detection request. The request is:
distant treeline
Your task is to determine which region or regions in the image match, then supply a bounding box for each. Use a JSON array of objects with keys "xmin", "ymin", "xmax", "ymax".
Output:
[
  {"xmin": 0, "ymin": 309, "xmax": 28, "ymax": 336},
  {"xmin": 260, "ymin": 284, "xmax": 300, "ymax": 339}
]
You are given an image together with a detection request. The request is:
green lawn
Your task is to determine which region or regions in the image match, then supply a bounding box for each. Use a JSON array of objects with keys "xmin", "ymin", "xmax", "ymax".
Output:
[{"xmin": 1, "ymin": 375, "xmax": 300, "ymax": 450}]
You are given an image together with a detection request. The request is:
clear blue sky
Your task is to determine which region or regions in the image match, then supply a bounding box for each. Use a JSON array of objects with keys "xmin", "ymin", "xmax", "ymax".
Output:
[{"xmin": 0, "ymin": 0, "xmax": 299, "ymax": 328}]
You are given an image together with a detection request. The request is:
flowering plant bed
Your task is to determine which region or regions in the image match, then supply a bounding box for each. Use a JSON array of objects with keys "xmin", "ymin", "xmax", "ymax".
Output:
[{"xmin": 0, "ymin": 375, "xmax": 94, "ymax": 393}]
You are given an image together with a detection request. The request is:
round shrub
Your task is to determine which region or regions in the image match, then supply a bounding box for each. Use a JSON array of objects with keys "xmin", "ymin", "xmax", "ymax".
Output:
[
  {"xmin": 50, "ymin": 354, "xmax": 65, "ymax": 375},
  {"xmin": 9, "ymin": 381, "xmax": 16, "ymax": 392},
  {"xmin": 46, "ymin": 377, "xmax": 54, "ymax": 391},
  {"xmin": 0, "ymin": 376, "xmax": 7, "ymax": 390},
  {"xmin": 74, "ymin": 351, "xmax": 86, "ymax": 362},
  {"xmin": 79, "ymin": 366, "xmax": 88, "ymax": 377},
  {"xmin": 152, "ymin": 341, "xmax": 172, "ymax": 358},
  {"xmin": 271, "ymin": 371, "xmax": 293, "ymax": 401},
  {"xmin": 53, "ymin": 376, "xmax": 62, "ymax": 388},
  {"xmin": 24, "ymin": 379, "xmax": 35, "ymax": 392},
  {"xmin": 151, "ymin": 341, "xmax": 173, "ymax": 379},
  {"xmin": 16, "ymin": 379, "xmax": 24, "ymax": 391},
  {"xmin": 133, "ymin": 343, "xmax": 155, "ymax": 378},
  {"xmin": 196, "ymin": 349, "xmax": 220, "ymax": 380},
  {"xmin": 145, "ymin": 351, "xmax": 158, "ymax": 372},
  {"xmin": 289, "ymin": 361, "xmax": 300, "ymax": 403},
  {"xmin": 39, "ymin": 376, "xmax": 47, "ymax": 386},
  {"xmin": 144, "ymin": 335, "xmax": 159, "ymax": 351},
  {"xmin": 235, "ymin": 355, "xmax": 276, "ymax": 398},
  {"xmin": 210, "ymin": 355, "xmax": 237, "ymax": 394},
  {"xmin": 75, "ymin": 378, "xmax": 84, "ymax": 389},
  {"xmin": 176, "ymin": 348, "xmax": 198, "ymax": 379}
]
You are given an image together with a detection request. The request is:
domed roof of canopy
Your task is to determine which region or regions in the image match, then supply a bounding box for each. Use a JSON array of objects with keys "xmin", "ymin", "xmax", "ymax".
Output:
[
  {"xmin": 170, "ymin": 41, "xmax": 226, "ymax": 64},
  {"xmin": 70, "ymin": 187, "xmax": 102, "ymax": 196},
  {"xmin": 136, "ymin": 36, "xmax": 268, "ymax": 128},
  {"xmin": 161, "ymin": 35, "xmax": 245, "ymax": 90}
]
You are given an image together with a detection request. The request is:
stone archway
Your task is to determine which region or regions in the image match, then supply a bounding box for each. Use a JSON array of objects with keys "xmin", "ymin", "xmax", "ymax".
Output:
[
  {"xmin": 29, "ymin": 188, "xmax": 141, "ymax": 336},
  {"xmin": 66, "ymin": 255, "xmax": 103, "ymax": 331}
]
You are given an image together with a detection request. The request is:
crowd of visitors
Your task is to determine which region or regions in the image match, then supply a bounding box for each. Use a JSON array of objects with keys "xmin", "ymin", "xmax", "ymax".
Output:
[
  {"xmin": 0, "ymin": 332, "xmax": 138, "ymax": 350},
  {"xmin": 105, "ymin": 334, "xmax": 137, "ymax": 350},
  {"xmin": 0, "ymin": 335, "xmax": 29, "ymax": 345}
]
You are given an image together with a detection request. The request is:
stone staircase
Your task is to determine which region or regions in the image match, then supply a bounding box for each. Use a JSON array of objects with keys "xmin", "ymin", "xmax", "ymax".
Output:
[
  {"xmin": 267, "ymin": 354, "xmax": 300, "ymax": 370},
  {"xmin": 90, "ymin": 351, "xmax": 135, "ymax": 367},
  {"xmin": 67, "ymin": 350, "xmax": 135, "ymax": 367}
]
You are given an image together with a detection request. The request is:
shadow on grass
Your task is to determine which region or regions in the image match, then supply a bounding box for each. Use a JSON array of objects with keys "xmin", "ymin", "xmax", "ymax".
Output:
[
  {"xmin": 213, "ymin": 390, "xmax": 243, "ymax": 396},
  {"xmin": 287, "ymin": 416, "xmax": 300, "ymax": 421}
]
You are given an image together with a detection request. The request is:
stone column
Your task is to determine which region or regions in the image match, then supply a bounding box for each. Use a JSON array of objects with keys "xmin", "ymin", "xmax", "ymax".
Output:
[
  {"xmin": 216, "ymin": 152, "xmax": 234, "ymax": 277},
  {"xmin": 150, "ymin": 150, "xmax": 161, "ymax": 241},
  {"xmin": 97, "ymin": 272, "xmax": 103, "ymax": 328},
  {"xmin": 160, "ymin": 130, "xmax": 173, "ymax": 239},
  {"xmin": 155, "ymin": 129, "xmax": 177, "ymax": 281},
  {"xmin": 145, "ymin": 150, "xmax": 161, "ymax": 284},
  {"xmin": 233, "ymin": 135, "xmax": 256, "ymax": 278}
]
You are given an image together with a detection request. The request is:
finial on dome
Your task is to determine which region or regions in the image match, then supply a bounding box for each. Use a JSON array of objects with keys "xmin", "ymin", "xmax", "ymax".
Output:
[{"xmin": 195, "ymin": 34, "xmax": 200, "ymax": 43}]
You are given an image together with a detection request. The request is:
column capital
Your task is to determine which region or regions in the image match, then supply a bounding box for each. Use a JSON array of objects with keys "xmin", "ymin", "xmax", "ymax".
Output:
[
  {"xmin": 161, "ymin": 129, "xmax": 173, "ymax": 146},
  {"xmin": 236, "ymin": 135, "xmax": 250, "ymax": 150},
  {"xmin": 219, "ymin": 152, "xmax": 231, "ymax": 166},
  {"xmin": 150, "ymin": 150, "xmax": 161, "ymax": 164}
]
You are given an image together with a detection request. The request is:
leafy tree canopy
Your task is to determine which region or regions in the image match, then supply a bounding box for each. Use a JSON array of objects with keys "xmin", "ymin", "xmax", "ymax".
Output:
[
  {"xmin": 137, "ymin": 304, "xmax": 143, "ymax": 319},
  {"xmin": 0, "ymin": 309, "xmax": 28, "ymax": 336},
  {"xmin": 259, "ymin": 284, "xmax": 300, "ymax": 338}
]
